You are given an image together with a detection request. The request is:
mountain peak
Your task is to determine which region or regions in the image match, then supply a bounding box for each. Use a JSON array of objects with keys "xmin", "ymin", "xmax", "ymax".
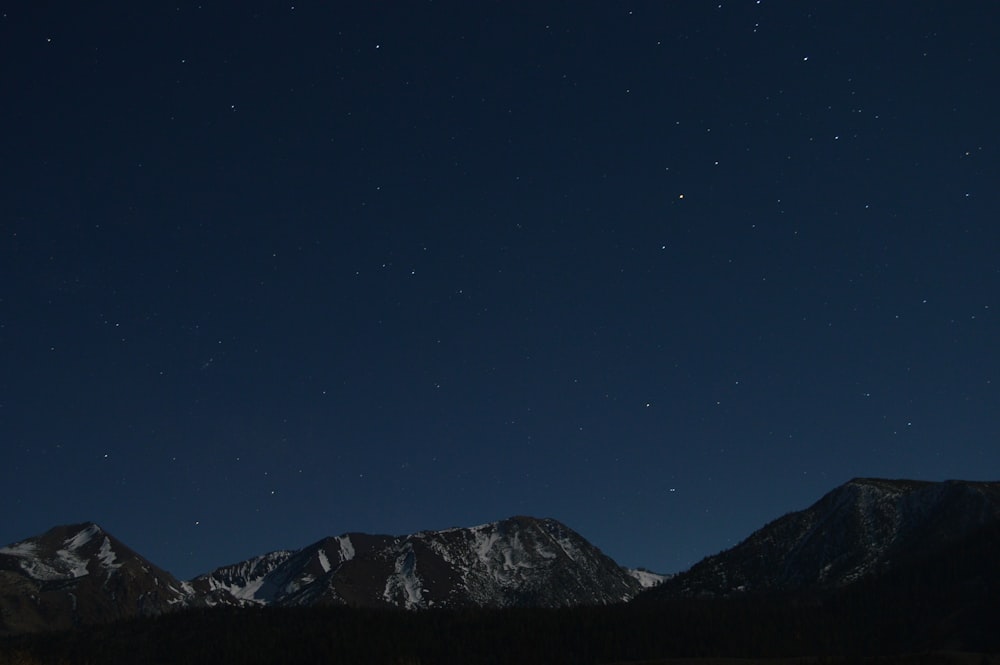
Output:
[
  {"xmin": 188, "ymin": 516, "xmax": 642, "ymax": 611},
  {"xmin": 0, "ymin": 522, "xmax": 188, "ymax": 634},
  {"xmin": 646, "ymin": 478, "xmax": 1000, "ymax": 600},
  {"xmin": 59, "ymin": 522, "xmax": 105, "ymax": 549}
]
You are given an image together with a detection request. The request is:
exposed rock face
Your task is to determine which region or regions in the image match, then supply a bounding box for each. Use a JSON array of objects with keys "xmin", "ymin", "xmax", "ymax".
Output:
[
  {"xmin": 1, "ymin": 516, "xmax": 652, "ymax": 633},
  {"xmin": 0, "ymin": 523, "xmax": 187, "ymax": 634},
  {"xmin": 192, "ymin": 516, "xmax": 644, "ymax": 609},
  {"xmin": 644, "ymin": 478, "xmax": 1000, "ymax": 599}
]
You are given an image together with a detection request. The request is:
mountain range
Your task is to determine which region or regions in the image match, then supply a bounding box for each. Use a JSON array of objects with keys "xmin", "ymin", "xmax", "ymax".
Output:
[
  {"xmin": 2, "ymin": 477, "xmax": 999, "ymax": 640},
  {"xmin": 0, "ymin": 515, "xmax": 660, "ymax": 634}
]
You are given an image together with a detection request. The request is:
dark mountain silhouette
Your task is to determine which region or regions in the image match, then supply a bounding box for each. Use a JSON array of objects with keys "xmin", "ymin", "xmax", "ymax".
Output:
[{"xmin": 642, "ymin": 478, "xmax": 1000, "ymax": 600}]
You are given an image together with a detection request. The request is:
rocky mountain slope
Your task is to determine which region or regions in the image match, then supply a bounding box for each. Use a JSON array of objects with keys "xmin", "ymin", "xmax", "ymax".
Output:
[
  {"xmin": 643, "ymin": 477, "xmax": 1000, "ymax": 599},
  {"xmin": 190, "ymin": 516, "xmax": 649, "ymax": 609},
  {"xmin": 8, "ymin": 478, "xmax": 996, "ymax": 637},
  {"xmin": 0, "ymin": 523, "xmax": 188, "ymax": 634},
  {"xmin": 1, "ymin": 516, "xmax": 657, "ymax": 634}
]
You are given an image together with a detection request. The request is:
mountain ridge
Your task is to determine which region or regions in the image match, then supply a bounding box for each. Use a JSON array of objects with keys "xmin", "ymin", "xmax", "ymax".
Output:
[
  {"xmin": 0, "ymin": 515, "xmax": 661, "ymax": 634},
  {"xmin": 642, "ymin": 476, "xmax": 1000, "ymax": 600},
  {"xmin": 4, "ymin": 477, "xmax": 999, "ymax": 637},
  {"xmin": 0, "ymin": 522, "xmax": 189, "ymax": 634}
]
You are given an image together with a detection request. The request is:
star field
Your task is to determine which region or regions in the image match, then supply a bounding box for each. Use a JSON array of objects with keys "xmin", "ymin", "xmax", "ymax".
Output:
[{"xmin": 2, "ymin": 2, "xmax": 999, "ymax": 580}]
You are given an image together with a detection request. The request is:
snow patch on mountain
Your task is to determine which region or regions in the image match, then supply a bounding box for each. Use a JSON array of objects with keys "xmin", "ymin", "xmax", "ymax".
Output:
[
  {"xmin": 550, "ymin": 532, "xmax": 581, "ymax": 561},
  {"xmin": 627, "ymin": 568, "xmax": 668, "ymax": 588},
  {"xmin": 317, "ymin": 548, "xmax": 331, "ymax": 573},
  {"xmin": 191, "ymin": 550, "xmax": 295, "ymax": 605},
  {"xmin": 97, "ymin": 537, "xmax": 122, "ymax": 571},
  {"xmin": 501, "ymin": 532, "xmax": 529, "ymax": 571},
  {"xmin": 63, "ymin": 523, "xmax": 101, "ymax": 551},
  {"xmin": 383, "ymin": 543, "xmax": 424, "ymax": 609},
  {"xmin": 17, "ymin": 558, "xmax": 68, "ymax": 581},
  {"xmin": 211, "ymin": 573, "xmax": 267, "ymax": 602},
  {"xmin": 336, "ymin": 535, "xmax": 355, "ymax": 562},
  {"xmin": 473, "ymin": 527, "xmax": 500, "ymax": 566},
  {"xmin": 0, "ymin": 541, "xmax": 38, "ymax": 558}
]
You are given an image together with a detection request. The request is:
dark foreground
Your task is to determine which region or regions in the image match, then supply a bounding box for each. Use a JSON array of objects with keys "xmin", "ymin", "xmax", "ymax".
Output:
[{"xmin": 2, "ymin": 579, "xmax": 998, "ymax": 665}]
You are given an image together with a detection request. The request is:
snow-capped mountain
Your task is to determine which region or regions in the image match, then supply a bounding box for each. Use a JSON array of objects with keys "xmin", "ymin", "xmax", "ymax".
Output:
[
  {"xmin": 627, "ymin": 567, "xmax": 670, "ymax": 589},
  {"xmin": 16, "ymin": 479, "xmax": 994, "ymax": 635},
  {"xmin": 644, "ymin": 478, "xmax": 1000, "ymax": 599},
  {"xmin": 192, "ymin": 516, "xmax": 646, "ymax": 609},
  {"xmin": 0, "ymin": 516, "xmax": 657, "ymax": 633},
  {"xmin": 0, "ymin": 523, "xmax": 188, "ymax": 634}
]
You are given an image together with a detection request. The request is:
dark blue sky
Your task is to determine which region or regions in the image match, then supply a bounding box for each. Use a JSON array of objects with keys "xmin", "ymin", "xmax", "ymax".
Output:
[{"xmin": 3, "ymin": 2, "xmax": 999, "ymax": 580}]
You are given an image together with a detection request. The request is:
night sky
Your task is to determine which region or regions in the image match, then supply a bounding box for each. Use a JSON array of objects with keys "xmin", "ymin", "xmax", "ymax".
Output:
[{"xmin": 3, "ymin": 2, "xmax": 998, "ymax": 581}]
